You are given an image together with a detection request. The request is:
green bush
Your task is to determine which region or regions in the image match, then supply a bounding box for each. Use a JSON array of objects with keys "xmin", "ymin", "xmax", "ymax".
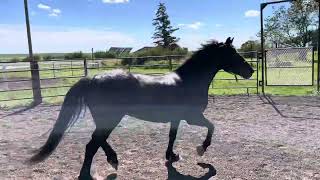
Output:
[
  {"xmin": 22, "ymin": 54, "xmax": 42, "ymax": 62},
  {"xmin": 43, "ymin": 55, "xmax": 54, "ymax": 61},
  {"xmin": 121, "ymin": 47, "xmax": 188, "ymax": 65},
  {"xmin": 9, "ymin": 57, "xmax": 21, "ymax": 63},
  {"xmin": 133, "ymin": 47, "xmax": 188, "ymax": 57},
  {"xmin": 121, "ymin": 58, "xmax": 133, "ymax": 66},
  {"xmin": 64, "ymin": 51, "xmax": 89, "ymax": 60},
  {"xmin": 94, "ymin": 51, "xmax": 116, "ymax": 59}
]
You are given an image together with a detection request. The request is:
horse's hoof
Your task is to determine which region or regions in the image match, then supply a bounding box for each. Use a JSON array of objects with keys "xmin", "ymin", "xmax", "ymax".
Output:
[
  {"xmin": 78, "ymin": 174, "xmax": 94, "ymax": 180},
  {"xmin": 167, "ymin": 154, "xmax": 180, "ymax": 162},
  {"xmin": 106, "ymin": 173, "xmax": 117, "ymax": 180},
  {"xmin": 196, "ymin": 145, "xmax": 205, "ymax": 156},
  {"xmin": 108, "ymin": 158, "xmax": 119, "ymax": 170}
]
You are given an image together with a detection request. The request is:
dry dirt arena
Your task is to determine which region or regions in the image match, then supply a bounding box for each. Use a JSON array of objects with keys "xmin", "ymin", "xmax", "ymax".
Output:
[{"xmin": 0, "ymin": 95, "xmax": 320, "ymax": 180}]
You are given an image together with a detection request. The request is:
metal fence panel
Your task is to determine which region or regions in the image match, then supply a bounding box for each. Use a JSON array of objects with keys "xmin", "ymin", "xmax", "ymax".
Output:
[{"xmin": 265, "ymin": 47, "xmax": 314, "ymax": 86}]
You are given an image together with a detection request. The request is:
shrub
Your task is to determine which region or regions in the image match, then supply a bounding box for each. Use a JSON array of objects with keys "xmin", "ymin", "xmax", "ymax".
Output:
[
  {"xmin": 9, "ymin": 58, "xmax": 21, "ymax": 63},
  {"xmin": 64, "ymin": 51, "xmax": 89, "ymax": 60},
  {"xmin": 121, "ymin": 58, "xmax": 133, "ymax": 66},
  {"xmin": 133, "ymin": 47, "xmax": 188, "ymax": 57},
  {"xmin": 121, "ymin": 47, "xmax": 188, "ymax": 65},
  {"xmin": 22, "ymin": 54, "xmax": 42, "ymax": 62},
  {"xmin": 94, "ymin": 51, "xmax": 116, "ymax": 59},
  {"xmin": 43, "ymin": 55, "xmax": 54, "ymax": 61}
]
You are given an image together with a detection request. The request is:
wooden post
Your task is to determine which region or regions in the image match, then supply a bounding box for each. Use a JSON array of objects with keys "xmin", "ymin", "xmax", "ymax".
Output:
[
  {"xmin": 168, "ymin": 56, "xmax": 173, "ymax": 71},
  {"xmin": 52, "ymin": 62, "xmax": 56, "ymax": 78},
  {"xmin": 91, "ymin": 48, "xmax": 94, "ymax": 60},
  {"xmin": 84, "ymin": 58, "xmax": 88, "ymax": 77},
  {"xmin": 24, "ymin": 0, "xmax": 42, "ymax": 104},
  {"xmin": 318, "ymin": 0, "xmax": 320, "ymax": 92}
]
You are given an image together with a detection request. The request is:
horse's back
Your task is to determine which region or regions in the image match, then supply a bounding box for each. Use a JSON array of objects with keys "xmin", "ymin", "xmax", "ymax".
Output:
[{"xmin": 86, "ymin": 69, "xmax": 207, "ymax": 111}]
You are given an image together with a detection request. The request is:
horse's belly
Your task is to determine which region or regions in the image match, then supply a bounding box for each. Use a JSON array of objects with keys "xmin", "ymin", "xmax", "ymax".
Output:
[{"xmin": 126, "ymin": 105, "xmax": 189, "ymax": 123}]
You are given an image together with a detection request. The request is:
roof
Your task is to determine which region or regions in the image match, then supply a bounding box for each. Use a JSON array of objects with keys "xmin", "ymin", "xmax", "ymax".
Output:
[{"xmin": 108, "ymin": 47, "xmax": 132, "ymax": 55}]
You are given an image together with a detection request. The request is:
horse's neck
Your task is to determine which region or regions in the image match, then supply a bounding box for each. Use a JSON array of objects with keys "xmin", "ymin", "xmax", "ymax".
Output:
[{"xmin": 175, "ymin": 56, "xmax": 219, "ymax": 90}]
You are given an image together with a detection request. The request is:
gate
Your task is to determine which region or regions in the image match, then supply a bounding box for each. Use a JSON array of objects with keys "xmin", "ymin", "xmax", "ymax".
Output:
[{"xmin": 265, "ymin": 47, "xmax": 314, "ymax": 86}]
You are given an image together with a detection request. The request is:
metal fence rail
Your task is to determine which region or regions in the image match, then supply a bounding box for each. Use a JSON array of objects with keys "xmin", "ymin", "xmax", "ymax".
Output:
[{"xmin": 0, "ymin": 53, "xmax": 259, "ymax": 103}]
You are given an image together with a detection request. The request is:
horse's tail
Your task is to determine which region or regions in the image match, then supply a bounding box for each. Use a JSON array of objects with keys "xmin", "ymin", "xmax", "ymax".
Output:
[
  {"xmin": 197, "ymin": 163, "xmax": 217, "ymax": 179},
  {"xmin": 29, "ymin": 77, "xmax": 91, "ymax": 164}
]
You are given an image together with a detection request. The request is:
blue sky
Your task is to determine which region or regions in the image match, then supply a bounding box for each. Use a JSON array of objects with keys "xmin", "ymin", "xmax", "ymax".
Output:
[{"xmin": 0, "ymin": 0, "xmax": 291, "ymax": 53}]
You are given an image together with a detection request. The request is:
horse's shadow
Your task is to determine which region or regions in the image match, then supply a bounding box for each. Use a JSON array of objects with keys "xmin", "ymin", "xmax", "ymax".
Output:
[{"xmin": 105, "ymin": 161, "xmax": 216, "ymax": 180}]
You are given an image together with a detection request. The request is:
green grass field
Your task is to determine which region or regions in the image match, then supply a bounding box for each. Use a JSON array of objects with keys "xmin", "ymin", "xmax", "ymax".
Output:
[{"xmin": 0, "ymin": 56, "xmax": 319, "ymax": 108}]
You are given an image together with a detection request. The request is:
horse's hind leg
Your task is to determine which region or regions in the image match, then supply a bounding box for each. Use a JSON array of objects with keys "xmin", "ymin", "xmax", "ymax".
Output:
[
  {"xmin": 186, "ymin": 113, "xmax": 214, "ymax": 156},
  {"xmin": 92, "ymin": 112, "xmax": 122, "ymax": 169},
  {"xmin": 100, "ymin": 133, "xmax": 118, "ymax": 170},
  {"xmin": 78, "ymin": 113, "xmax": 121, "ymax": 180},
  {"xmin": 79, "ymin": 129, "xmax": 107, "ymax": 180}
]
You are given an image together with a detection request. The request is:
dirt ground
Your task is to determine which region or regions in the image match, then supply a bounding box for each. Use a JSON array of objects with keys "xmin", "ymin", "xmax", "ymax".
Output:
[{"xmin": 0, "ymin": 95, "xmax": 320, "ymax": 180}]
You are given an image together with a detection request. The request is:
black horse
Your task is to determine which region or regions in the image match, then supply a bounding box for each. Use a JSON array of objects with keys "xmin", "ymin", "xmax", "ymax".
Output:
[{"xmin": 29, "ymin": 37, "xmax": 254, "ymax": 179}]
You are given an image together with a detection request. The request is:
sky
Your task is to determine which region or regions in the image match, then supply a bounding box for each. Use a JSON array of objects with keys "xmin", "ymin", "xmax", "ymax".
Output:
[{"xmin": 0, "ymin": 0, "xmax": 291, "ymax": 54}]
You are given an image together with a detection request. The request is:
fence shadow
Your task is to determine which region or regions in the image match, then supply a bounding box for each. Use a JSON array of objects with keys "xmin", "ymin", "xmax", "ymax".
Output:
[
  {"xmin": 259, "ymin": 95, "xmax": 320, "ymax": 120},
  {"xmin": 0, "ymin": 101, "xmax": 39, "ymax": 119}
]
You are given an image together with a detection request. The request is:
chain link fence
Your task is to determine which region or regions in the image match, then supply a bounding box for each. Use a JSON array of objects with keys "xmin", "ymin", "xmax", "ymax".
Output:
[{"xmin": 265, "ymin": 47, "xmax": 314, "ymax": 86}]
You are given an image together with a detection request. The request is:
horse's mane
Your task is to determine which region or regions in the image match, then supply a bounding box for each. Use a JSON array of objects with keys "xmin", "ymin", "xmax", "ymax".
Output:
[
  {"xmin": 187, "ymin": 40, "xmax": 224, "ymax": 60},
  {"xmin": 179, "ymin": 40, "xmax": 223, "ymax": 66}
]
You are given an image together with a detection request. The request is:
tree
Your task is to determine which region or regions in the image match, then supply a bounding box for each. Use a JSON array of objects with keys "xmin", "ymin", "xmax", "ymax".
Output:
[
  {"xmin": 152, "ymin": 3, "xmax": 179, "ymax": 48},
  {"xmin": 262, "ymin": 0, "xmax": 318, "ymax": 47},
  {"xmin": 240, "ymin": 40, "xmax": 260, "ymax": 52}
]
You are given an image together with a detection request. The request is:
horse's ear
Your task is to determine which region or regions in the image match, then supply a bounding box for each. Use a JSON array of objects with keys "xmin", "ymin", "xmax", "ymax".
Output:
[{"xmin": 225, "ymin": 37, "xmax": 234, "ymax": 45}]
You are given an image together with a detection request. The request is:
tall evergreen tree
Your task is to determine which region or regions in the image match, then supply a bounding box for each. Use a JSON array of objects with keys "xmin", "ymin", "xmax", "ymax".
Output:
[{"xmin": 152, "ymin": 3, "xmax": 179, "ymax": 48}]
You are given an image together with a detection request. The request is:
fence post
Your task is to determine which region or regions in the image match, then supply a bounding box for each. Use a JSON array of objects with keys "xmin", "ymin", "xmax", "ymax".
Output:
[
  {"xmin": 24, "ymin": 0, "xmax": 42, "ymax": 104},
  {"xmin": 256, "ymin": 51, "xmax": 259, "ymax": 94},
  {"xmin": 71, "ymin": 60, "xmax": 74, "ymax": 76},
  {"xmin": 2, "ymin": 65, "xmax": 8, "ymax": 91},
  {"xmin": 52, "ymin": 62, "xmax": 56, "ymax": 78},
  {"xmin": 318, "ymin": 47, "xmax": 320, "ymax": 93},
  {"xmin": 128, "ymin": 58, "xmax": 132, "ymax": 72},
  {"xmin": 168, "ymin": 56, "xmax": 173, "ymax": 71},
  {"xmin": 84, "ymin": 58, "xmax": 88, "ymax": 77}
]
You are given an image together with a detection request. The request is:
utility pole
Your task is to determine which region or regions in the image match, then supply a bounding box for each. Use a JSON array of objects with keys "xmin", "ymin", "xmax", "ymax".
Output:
[{"xmin": 24, "ymin": 0, "xmax": 42, "ymax": 104}]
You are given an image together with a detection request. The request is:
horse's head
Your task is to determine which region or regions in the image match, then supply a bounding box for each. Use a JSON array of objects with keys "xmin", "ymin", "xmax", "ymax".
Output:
[{"xmin": 217, "ymin": 37, "xmax": 254, "ymax": 79}]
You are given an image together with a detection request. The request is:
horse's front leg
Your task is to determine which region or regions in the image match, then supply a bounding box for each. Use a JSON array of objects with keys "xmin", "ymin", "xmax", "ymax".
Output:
[
  {"xmin": 187, "ymin": 113, "xmax": 214, "ymax": 156},
  {"xmin": 166, "ymin": 120, "xmax": 180, "ymax": 162}
]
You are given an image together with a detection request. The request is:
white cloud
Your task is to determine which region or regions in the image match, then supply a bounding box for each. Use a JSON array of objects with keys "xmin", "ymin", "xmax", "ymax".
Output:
[
  {"xmin": 37, "ymin": 3, "xmax": 51, "ymax": 11},
  {"xmin": 215, "ymin": 24, "xmax": 223, "ymax": 28},
  {"xmin": 49, "ymin": 9, "xmax": 62, "ymax": 17},
  {"xmin": 245, "ymin": 10, "xmax": 260, "ymax": 17},
  {"xmin": 37, "ymin": 4, "xmax": 61, "ymax": 17},
  {"xmin": 49, "ymin": 13, "xmax": 58, "ymax": 17},
  {"xmin": 52, "ymin": 9, "xmax": 62, "ymax": 14},
  {"xmin": 178, "ymin": 22, "xmax": 204, "ymax": 30},
  {"xmin": 0, "ymin": 24, "xmax": 138, "ymax": 53},
  {"xmin": 102, "ymin": 0, "xmax": 129, "ymax": 4}
]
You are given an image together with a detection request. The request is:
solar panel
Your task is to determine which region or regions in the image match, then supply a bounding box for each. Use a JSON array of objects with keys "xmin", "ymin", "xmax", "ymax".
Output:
[{"xmin": 109, "ymin": 47, "xmax": 132, "ymax": 55}]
